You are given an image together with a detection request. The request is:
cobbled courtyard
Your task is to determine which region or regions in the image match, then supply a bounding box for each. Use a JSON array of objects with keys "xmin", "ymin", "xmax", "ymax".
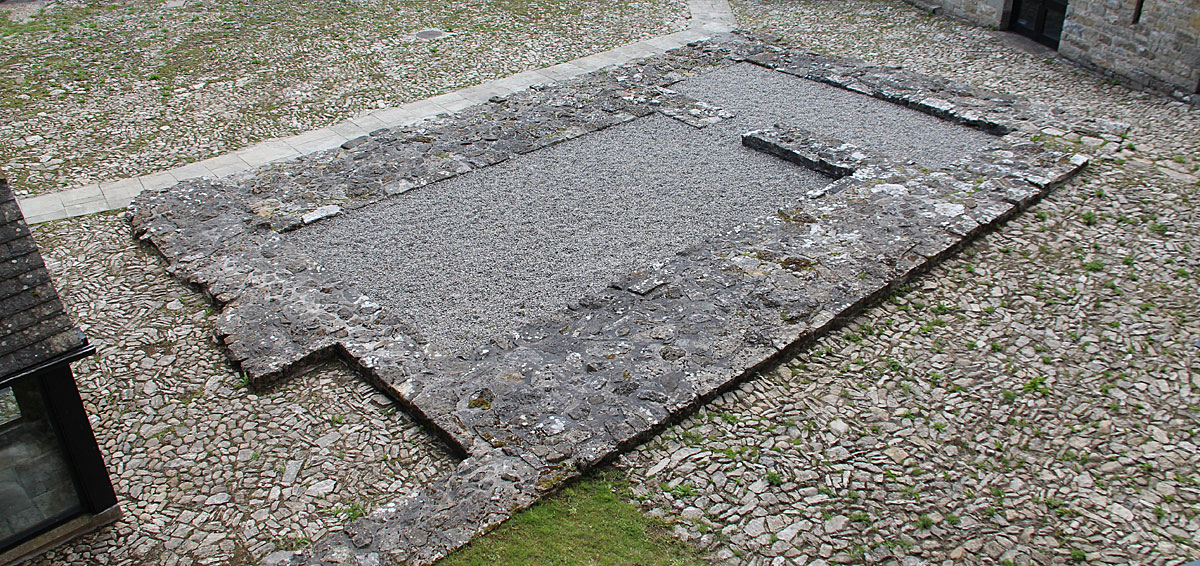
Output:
[{"xmin": 6, "ymin": 0, "xmax": 1198, "ymax": 565}]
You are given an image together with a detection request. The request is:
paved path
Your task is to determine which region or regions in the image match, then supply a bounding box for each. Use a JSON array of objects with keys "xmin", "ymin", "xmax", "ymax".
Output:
[{"xmin": 15, "ymin": 0, "xmax": 735, "ymax": 225}]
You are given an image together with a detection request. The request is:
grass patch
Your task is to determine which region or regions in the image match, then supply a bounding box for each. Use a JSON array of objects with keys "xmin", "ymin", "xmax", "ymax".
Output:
[{"xmin": 439, "ymin": 470, "xmax": 705, "ymax": 566}]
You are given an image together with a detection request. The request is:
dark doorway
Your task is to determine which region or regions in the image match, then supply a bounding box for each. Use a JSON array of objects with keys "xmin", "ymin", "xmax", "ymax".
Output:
[{"xmin": 1010, "ymin": 0, "xmax": 1068, "ymax": 48}]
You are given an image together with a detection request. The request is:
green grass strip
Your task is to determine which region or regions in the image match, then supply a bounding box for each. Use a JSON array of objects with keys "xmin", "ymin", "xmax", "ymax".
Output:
[{"xmin": 439, "ymin": 470, "xmax": 707, "ymax": 566}]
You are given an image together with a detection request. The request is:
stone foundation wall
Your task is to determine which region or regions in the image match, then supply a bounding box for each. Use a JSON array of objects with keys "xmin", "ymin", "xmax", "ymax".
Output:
[{"xmin": 905, "ymin": 0, "xmax": 1200, "ymax": 99}]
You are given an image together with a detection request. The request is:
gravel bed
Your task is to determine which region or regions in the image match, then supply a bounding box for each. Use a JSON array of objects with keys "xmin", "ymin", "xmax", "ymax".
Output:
[
  {"xmin": 293, "ymin": 113, "xmax": 829, "ymax": 355},
  {"xmin": 616, "ymin": 1, "xmax": 1200, "ymax": 565},
  {"xmin": 0, "ymin": 0, "xmax": 688, "ymax": 197},
  {"xmin": 295, "ymin": 61, "xmax": 993, "ymax": 355},
  {"xmin": 25, "ymin": 214, "xmax": 458, "ymax": 566},
  {"xmin": 672, "ymin": 62, "xmax": 999, "ymax": 168}
]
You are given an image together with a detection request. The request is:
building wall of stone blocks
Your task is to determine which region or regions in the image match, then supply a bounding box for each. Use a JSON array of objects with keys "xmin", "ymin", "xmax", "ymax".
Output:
[
  {"xmin": 905, "ymin": 0, "xmax": 1200, "ymax": 98},
  {"xmin": 1059, "ymin": 0, "xmax": 1199, "ymax": 97}
]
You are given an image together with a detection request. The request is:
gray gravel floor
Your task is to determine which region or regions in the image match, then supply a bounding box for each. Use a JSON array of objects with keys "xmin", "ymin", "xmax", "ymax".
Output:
[
  {"xmin": 295, "ymin": 63, "xmax": 995, "ymax": 355},
  {"xmin": 295, "ymin": 113, "xmax": 831, "ymax": 355},
  {"xmin": 673, "ymin": 62, "xmax": 998, "ymax": 168}
]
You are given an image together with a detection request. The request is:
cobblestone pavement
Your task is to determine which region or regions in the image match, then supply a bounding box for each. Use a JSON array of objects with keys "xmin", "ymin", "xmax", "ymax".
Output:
[
  {"xmin": 13, "ymin": 1, "xmax": 1199, "ymax": 565},
  {"xmin": 617, "ymin": 1, "xmax": 1200, "ymax": 565},
  {"xmin": 28, "ymin": 214, "xmax": 458, "ymax": 565},
  {"xmin": 0, "ymin": 0, "xmax": 687, "ymax": 196}
]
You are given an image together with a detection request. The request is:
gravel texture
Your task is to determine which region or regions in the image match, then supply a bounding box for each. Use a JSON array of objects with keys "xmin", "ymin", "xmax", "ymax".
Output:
[
  {"xmin": 293, "ymin": 113, "xmax": 831, "ymax": 355},
  {"xmin": 673, "ymin": 62, "xmax": 999, "ymax": 168},
  {"xmin": 615, "ymin": 1, "xmax": 1200, "ymax": 565},
  {"xmin": 295, "ymin": 62, "xmax": 994, "ymax": 355},
  {"xmin": 0, "ymin": 0, "xmax": 688, "ymax": 197}
]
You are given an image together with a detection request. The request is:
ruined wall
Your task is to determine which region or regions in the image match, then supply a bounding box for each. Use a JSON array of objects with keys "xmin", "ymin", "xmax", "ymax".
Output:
[{"xmin": 905, "ymin": 0, "xmax": 1200, "ymax": 98}]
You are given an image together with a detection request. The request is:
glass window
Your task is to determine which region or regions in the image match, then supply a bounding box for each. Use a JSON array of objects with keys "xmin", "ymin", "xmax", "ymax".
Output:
[
  {"xmin": 1043, "ymin": 1, "xmax": 1067, "ymax": 41},
  {"xmin": 0, "ymin": 380, "xmax": 84, "ymax": 551},
  {"xmin": 1014, "ymin": 0, "xmax": 1041, "ymax": 34},
  {"xmin": 0, "ymin": 387, "xmax": 19, "ymax": 427}
]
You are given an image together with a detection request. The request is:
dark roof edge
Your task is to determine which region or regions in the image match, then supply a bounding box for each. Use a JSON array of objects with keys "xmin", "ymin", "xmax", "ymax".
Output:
[{"xmin": 0, "ymin": 341, "xmax": 95, "ymax": 387}]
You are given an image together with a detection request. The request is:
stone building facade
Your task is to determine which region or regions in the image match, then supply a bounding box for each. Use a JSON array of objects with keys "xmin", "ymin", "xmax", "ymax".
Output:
[{"xmin": 909, "ymin": 0, "xmax": 1199, "ymax": 100}]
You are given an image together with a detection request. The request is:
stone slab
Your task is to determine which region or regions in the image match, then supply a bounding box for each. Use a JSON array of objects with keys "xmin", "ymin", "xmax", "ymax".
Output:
[
  {"xmin": 235, "ymin": 141, "xmax": 299, "ymax": 169},
  {"xmin": 100, "ymin": 178, "xmax": 147, "ymax": 209},
  {"xmin": 169, "ymin": 161, "xmax": 217, "ymax": 182},
  {"xmin": 15, "ymin": 195, "xmax": 65, "ymax": 222},
  {"xmin": 139, "ymin": 171, "xmax": 180, "ymax": 192},
  {"xmin": 57, "ymin": 183, "xmax": 102, "ymax": 206}
]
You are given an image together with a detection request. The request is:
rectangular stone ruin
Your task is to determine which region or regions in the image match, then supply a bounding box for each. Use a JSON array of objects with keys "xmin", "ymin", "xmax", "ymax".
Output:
[{"xmin": 127, "ymin": 33, "xmax": 1119, "ymax": 565}]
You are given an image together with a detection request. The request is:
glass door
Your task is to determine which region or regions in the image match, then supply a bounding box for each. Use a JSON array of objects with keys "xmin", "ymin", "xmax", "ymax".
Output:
[
  {"xmin": 1011, "ymin": 0, "xmax": 1068, "ymax": 47},
  {"xmin": 0, "ymin": 380, "xmax": 85, "ymax": 551}
]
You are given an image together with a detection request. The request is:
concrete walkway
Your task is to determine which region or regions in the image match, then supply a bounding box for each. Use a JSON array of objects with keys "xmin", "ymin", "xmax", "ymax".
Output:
[{"xmin": 17, "ymin": 0, "xmax": 736, "ymax": 224}]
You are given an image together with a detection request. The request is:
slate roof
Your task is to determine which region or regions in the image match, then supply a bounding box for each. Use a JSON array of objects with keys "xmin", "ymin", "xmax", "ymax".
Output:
[{"xmin": 0, "ymin": 178, "xmax": 89, "ymax": 382}]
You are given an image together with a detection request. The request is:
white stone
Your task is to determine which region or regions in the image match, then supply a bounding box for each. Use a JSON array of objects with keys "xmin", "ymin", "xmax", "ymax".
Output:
[
  {"xmin": 778, "ymin": 521, "xmax": 804, "ymax": 542},
  {"xmin": 824, "ymin": 515, "xmax": 848, "ymax": 533},
  {"xmin": 934, "ymin": 202, "xmax": 966, "ymax": 217},
  {"xmin": 302, "ymin": 205, "xmax": 343, "ymax": 225},
  {"xmin": 829, "ymin": 419, "xmax": 849, "ymax": 435},
  {"xmin": 1108, "ymin": 503, "xmax": 1135, "ymax": 522},
  {"xmin": 884, "ymin": 446, "xmax": 909, "ymax": 464},
  {"xmin": 871, "ymin": 183, "xmax": 908, "ymax": 196},
  {"xmin": 646, "ymin": 457, "xmax": 670, "ymax": 477},
  {"xmin": 262, "ymin": 551, "xmax": 296, "ymax": 566},
  {"xmin": 306, "ymin": 479, "xmax": 336, "ymax": 497},
  {"xmin": 745, "ymin": 517, "xmax": 766, "ymax": 538},
  {"xmin": 282, "ymin": 460, "xmax": 302, "ymax": 484},
  {"xmin": 315, "ymin": 431, "xmax": 341, "ymax": 449}
]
